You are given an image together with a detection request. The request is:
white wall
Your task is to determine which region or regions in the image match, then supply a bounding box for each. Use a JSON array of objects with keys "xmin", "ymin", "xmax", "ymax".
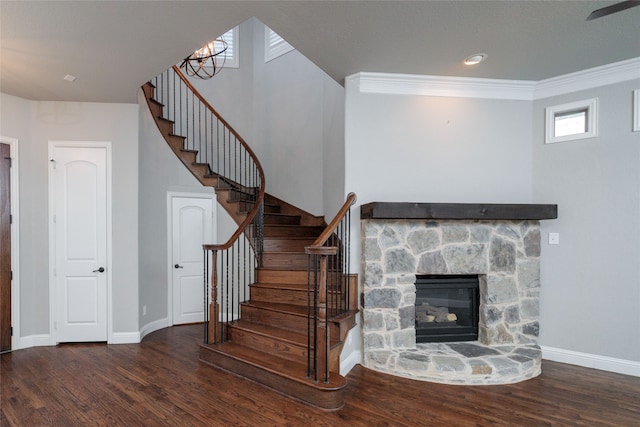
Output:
[
  {"xmin": 137, "ymin": 90, "xmax": 220, "ymax": 335},
  {"xmin": 186, "ymin": 18, "xmax": 345, "ymax": 218},
  {"xmin": 344, "ymin": 81, "xmax": 534, "ymax": 270},
  {"xmin": 342, "ymin": 71, "xmax": 640, "ymax": 374},
  {"xmin": 343, "ymin": 78, "xmax": 534, "ymax": 371},
  {"xmin": 0, "ymin": 93, "xmax": 140, "ymax": 342},
  {"xmin": 533, "ymin": 79, "xmax": 640, "ymax": 364}
]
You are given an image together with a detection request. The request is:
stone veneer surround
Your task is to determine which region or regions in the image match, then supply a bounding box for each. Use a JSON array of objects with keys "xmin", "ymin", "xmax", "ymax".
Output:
[{"xmin": 362, "ymin": 219, "xmax": 544, "ymax": 384}]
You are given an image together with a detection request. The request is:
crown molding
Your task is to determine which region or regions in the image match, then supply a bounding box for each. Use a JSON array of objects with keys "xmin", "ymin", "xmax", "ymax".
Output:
[
  {"xmin": 534, "ymin": 57, "xmax": 640, "ymax": 100},
  {"xmin": 347, "ymin": 57, "xmax": 640, "ymax": 101},
  {"xmin": 347, "ymin": 73, "xmax": 536, "ymax": 101}
]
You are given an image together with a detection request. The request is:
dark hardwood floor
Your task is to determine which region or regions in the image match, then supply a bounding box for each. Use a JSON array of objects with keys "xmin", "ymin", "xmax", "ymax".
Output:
[{"xmin": 2, "ymin": 324, "xmax": 638, "ymax": 426}]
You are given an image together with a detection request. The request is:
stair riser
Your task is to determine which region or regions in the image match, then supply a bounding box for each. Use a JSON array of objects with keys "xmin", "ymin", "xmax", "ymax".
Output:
[
  {"xmin": 257, "ymin": 269, "xmax": 308, "ymax": 284},
  {"xmin": 263, "ymin": 238, "xmax": 315, "ymax": 252},
  {"xmin": 250, "ymin": 287, "xmax": 308, "ymax": 306},
  {"xmin": 199, "ymin": 346, "xmax": 345, "ymax": 410},
  {"xmin": 238, "ymin": 201, "xmax": 280, "ymax": 214},
  {"xmin": 178, "ymin": 151, "xmax": 196, "ymax": 165},
  {"xmin": 143, "ymin": 83, "xmax": 156, "ymax": 99},
  {"xmin": 167, "ymin": 135, "xmax": 186, "ymax": 151},
  {"xmin": 264, "ymin": 215, "xmax": 301, "ymax": 225},
  {"xmin": 227, "ymin": 327, "xmax": 308, "ymax": 364},
  {"xmin": 148, "ymin": 101, "xmax": 164, "ymax": 118},
  {"xmin": 262, "ymin": 253, "xmax": 308, "ymax": 269},
  {"xmin": 191, "ymin": 163, "xmax": 210, "ymax": 176},
  {"xmin": 228, "ymin": 190, "xmax": 257, "ymax": 202},
  {"xmin": 156, "ymin": 118, "xmax": 175, "ymax": 135},
  {"xmin": 202, "ymin": 176, "xmax": 222, "ymax": 187},
  {"xmin": 251, "ymin": 287, "xmax": 346, "ymax": 306},
  {"xmin": 241, "ymin": 305, "xmax": 309, "ymax": 334},
  {"xmin": 264, "ymin": 226, "xmax": 323, "ymax": 238}
]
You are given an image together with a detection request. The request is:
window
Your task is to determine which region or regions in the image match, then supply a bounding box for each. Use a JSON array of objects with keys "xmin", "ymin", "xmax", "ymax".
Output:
[
  {"xmin": 633, "ymin": 89, "xmax": 640, "ymax": 132},
  {"xmin": 545, "ymin": 98, "xmax": 598, "ymax": 144},
  {"xmin": 217, "ymin": 26, "xmax": 239, "ymax": 68},
  {"xmin": 554, "ymin": 109, "xmax": 588, "ymax": 137},
  {"xmin": 265, "ymin": 27, "xmax": 294, "ymax": 63}
]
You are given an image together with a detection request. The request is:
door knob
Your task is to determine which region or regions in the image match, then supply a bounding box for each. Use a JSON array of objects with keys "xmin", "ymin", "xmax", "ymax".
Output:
[
  {"xmin": 174, "ymin": 264, "xmax": 183, "ymax": 269},
  {"xmin": 93, "ymin": 267, "xmax": 105, "ymax": 273}
]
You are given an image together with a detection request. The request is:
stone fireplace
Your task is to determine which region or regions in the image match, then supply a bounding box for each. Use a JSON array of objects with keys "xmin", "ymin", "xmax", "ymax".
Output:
[{"xmin": 360, "ymin": 202, "xmax": 557, "ymax": 385}]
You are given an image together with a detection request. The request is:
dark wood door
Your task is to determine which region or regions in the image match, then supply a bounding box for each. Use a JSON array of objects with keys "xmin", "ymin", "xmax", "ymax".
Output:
[{"xmin": 1, "ymin": 142, "xmax": 11, "ymax": 352}]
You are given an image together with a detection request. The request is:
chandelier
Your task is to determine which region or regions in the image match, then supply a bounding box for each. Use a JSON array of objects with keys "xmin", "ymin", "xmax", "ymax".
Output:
[{"xmin": 180, "ymin": 36, "xmax": 228, "ymax": 79}]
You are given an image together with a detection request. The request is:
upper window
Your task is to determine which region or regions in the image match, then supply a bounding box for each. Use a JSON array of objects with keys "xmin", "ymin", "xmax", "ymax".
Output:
[
  {"xmin": 216, "ymin": 26, "xmax": 239, "ymax": 68},
  {"xmin": 545, "ymin": 98, "xmax": 598, "ymax": 144},
  {"xmin": 265, "ymin": 27, "xmax": 294, "ymax": 63},
  {"xmin": 633, "ymin": 89, "xmax": 639, "ymax": 132}
]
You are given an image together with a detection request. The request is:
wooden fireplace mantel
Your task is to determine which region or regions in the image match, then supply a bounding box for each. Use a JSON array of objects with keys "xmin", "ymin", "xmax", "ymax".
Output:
[{"xmin": 360, "ymin": 202, "xmax": 557, "ymax": 221}]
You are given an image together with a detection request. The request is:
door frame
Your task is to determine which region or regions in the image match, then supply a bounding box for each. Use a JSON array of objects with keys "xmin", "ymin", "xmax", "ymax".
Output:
[
  {"xmin": 166, "ymin": 191, "xmax": 216, "ymax": 325},
  {"xmin": 0, "ymin": 136, "xmax": 20, "ymax": 350},
  {"xmin": 48, "ymin": 141, "xmax": 113, "ymax": 344}
]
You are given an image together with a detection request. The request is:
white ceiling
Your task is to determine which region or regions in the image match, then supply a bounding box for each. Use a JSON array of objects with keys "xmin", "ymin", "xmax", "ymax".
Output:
[{"xmin": 1, "ymin": 1, "xmax": 639, "ymax": 104}]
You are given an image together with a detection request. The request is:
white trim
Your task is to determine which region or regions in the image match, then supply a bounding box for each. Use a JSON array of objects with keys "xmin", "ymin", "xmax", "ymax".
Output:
[
  {"xmin": 166, "ymin": 191, "xmax": 216, "ymax": 326},
  {"xmin": 139, "ymin": 317, "xmax": 170, "ymax": 341},
  {"xmin": 347, "ymin": 57, "xmax": 640, "ymax": 101},
  {"xmin": 110, "ymin": 331, "xmax": 141, "ymax": 344},
  {"xmin": 1, "ymin": 136, "xmax": 20, "ymax": 352},
  {"xmin": 535, "ymin": 58, "xmax": 640, "ymax": 100},
  {"xmin": 633, "ymin": 89, "xmax": 640, "ymax": 132},
  {"xmin": 348, "ymin": 72, "xmax": 536, "ymax": 101},
  {"xmin": 48, "ymin": 141, "xmax": 113, "ymax": 345},
  {"xmin": 542, "ymin": 346, "xmax": 640, "ymax": 378},
  {"xmin": 16, "ymin": 334, "xmax": 51, "ymax": 349},
  {"xmin": 340, "ymin": 350, "xmax": 362, "ymax": 376},
  {"xmin": 545, "ymin": 98, "xmax": 598, "ymax": 144}
]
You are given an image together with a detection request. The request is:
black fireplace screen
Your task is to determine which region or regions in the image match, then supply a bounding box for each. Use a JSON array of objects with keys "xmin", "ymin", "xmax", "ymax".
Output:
[{"xmin": 415, "ymin": 275, "xmax": 479, "ymax": 343}]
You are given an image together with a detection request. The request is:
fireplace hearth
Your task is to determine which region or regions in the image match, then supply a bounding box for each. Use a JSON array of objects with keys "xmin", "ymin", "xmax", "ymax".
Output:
[{"xmin": 415, "ymin": 275, "xmax": 479, "ymax": 343}]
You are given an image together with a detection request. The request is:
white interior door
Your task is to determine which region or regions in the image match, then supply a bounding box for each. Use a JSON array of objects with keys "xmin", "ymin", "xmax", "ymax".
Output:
[
  {"xmin": 171, "ymin": 196, "xmax": 214, "ymax": 325},
  {"xmin": 52, "ymin": 145, "xmax": 108, "ymax": 342}
]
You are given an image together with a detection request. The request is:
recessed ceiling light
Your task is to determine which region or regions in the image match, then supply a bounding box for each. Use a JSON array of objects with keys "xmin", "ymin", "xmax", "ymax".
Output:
[
  {"xmin": 63, "ymin": 74, "xmax": 77, "ymax": 82},
  {"xmin": 463, "ymin": 53, "xmax": 488, "ymax": 66}
]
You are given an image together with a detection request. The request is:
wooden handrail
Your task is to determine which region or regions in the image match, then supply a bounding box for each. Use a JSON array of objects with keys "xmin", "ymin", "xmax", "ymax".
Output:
[
  {"xmin": 170, "ymin": 66, "xmax": 266, "ymax": 252},
  {"xmin": 305, "ymin": 192, "xmax": 357, "ymax": 253}
]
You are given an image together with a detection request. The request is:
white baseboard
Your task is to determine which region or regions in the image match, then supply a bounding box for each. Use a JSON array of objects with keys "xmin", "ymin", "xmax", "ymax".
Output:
[
  {"xmin": 541, "ymin": 346, "xmax": 640, "ymax": 377},
  {"xmin": 110, "ymin": 331, "xmax": 141, "ymax": 344},
  {"xmin": 139, "ymin": 317, "xmax": 170, "ymax": 341},
  {"xmin": 340, "ymin": 349, "xmax": 362, "ymax": 376},
  {"xmin": 16, "ymin": 334, "xmax": 51, "ymax": 350}
]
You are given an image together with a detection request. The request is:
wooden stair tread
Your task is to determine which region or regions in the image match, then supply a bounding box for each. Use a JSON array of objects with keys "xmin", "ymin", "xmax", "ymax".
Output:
[
  {"xmin": 199, "ymin": 342, "xmax": 345, "ymax": 390},
  {"xmin": 230, "ymin": 319, "xmax": 308, "ymax": 345}
]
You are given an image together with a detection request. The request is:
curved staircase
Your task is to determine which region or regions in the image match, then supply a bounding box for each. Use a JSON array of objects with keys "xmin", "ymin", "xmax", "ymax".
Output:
[{"xmin": 142, "ymin": 68, "xmax": 357, "ymax": 410}]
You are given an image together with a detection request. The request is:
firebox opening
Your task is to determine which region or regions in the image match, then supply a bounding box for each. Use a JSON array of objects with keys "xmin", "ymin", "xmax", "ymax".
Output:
[{"xmin": 415, "ymin": 274, "xmax": 479, "ymax": 343}]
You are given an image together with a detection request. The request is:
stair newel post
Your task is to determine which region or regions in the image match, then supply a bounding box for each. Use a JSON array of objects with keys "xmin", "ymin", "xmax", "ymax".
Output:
[
  {"xmin": 317, "ymin": 254, "xmax": 329, "ymax": 383},
  {"xmin": 306, "ymin": 246, "xmax": 338, "ymax": 383},
  {"xmin": 209, "ymin": 249, "xmax": 221, "ymax": 344}
]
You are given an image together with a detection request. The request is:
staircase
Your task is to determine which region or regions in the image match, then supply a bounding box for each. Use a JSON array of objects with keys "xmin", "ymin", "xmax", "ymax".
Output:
[{"xmin": 142, "ymin": 67, "xmax": 358, "ymax": 410}]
